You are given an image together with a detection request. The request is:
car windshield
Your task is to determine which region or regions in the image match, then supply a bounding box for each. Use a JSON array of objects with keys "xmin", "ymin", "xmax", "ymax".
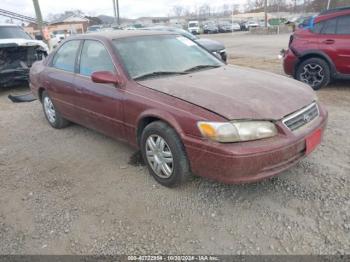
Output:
[
  {"xmin": 113, "ymin": 35, "xmax": 223, "ymax": 80},
  {"xmin": 0, "ymin": 26, "xmax": 32, "ymax": 39},
  {"xmin": 189, "ymin": 23, "xmax": 198, "ymax": 28}
]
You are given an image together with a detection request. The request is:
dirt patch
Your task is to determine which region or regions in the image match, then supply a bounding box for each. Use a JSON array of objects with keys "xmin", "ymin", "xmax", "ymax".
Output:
[{"xmin": 229, "ymin": 56, "xmax": 284, "ymax": 75}]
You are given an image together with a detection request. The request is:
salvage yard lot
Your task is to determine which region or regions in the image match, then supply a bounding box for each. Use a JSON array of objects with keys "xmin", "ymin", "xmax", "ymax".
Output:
[{"xmin": 1, "ymin": 32, "xmax": 350, "ymax": 254}]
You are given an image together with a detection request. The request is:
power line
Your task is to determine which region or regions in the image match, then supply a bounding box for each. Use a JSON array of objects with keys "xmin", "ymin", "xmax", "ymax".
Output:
[{"xmin": 0, "ymin": 8, "xmax": 48, "ymax": 24}]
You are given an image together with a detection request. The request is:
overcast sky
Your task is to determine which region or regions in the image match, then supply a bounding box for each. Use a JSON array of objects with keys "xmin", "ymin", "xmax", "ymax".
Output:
[{"xmin": 1, "ymin": 0, "xmax": 248, "ymax": 22}]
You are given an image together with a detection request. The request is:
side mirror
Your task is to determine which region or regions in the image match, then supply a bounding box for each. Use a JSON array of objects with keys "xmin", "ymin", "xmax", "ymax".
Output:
[
  {"xmin": 213, "ymin": 52, "xmax": 222, "ymax": 60},
  {"xmin": 91, "ymin": 71, "xmax": 121, "ymax": 85}
]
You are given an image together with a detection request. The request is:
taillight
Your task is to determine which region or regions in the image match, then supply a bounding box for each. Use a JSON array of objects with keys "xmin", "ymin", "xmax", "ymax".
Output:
[{"xmin": 288, "ymin": 35, "xmax": 294, "ymax": 47}]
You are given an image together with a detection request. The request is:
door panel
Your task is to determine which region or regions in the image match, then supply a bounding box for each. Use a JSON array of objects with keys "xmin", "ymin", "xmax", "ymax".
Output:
[
  {"xmin": 332, "ymin": 34, "xmax": 350, "ymax": 74},
  {"xmin": 73, "ymin": 40, "xmax": 126, "ymax": 140},
  {"xmin": 45, "ymin": 68, "xmax": 77, "ymax": 120},
  {"xmin": 334, "ymin": 15, "xmax": 350, "ymax": 74},
  {"xmin": 316, "ymin": 18, "xmax": 339, "ymax": 71},
  {"xmin": 73, "ymin": 75, "xmax": 125, "ymax": 140},
  {"xmin": 47, "ymin": 40, "xmax": 81, "ymax": 121},
  {"xmin": 317, "ymin": 16, "xmax": 350, "ymax": 74}
]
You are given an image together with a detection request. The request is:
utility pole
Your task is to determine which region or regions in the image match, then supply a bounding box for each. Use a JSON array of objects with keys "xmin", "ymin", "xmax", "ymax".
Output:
[
  {"xmin": 112, "ymin": 0, "xmax": 117, "ymax": 24},
  {"xmin": 264, "ymin": 0, "xmax": 268, "ymax": 28},
  {"xmin": 327, "ymin": 0, "xmax": 331, "ymax": 9},
  {"xmin": 232, "ymin": 4, "xmax": 234, "ymax": 34},
  {"xmin": 112, "ymin": 0, "xmax": 120, "ymax": 25},
  {"xmin": 116, "ymin": 0, "xmax": 120, "ymax": 25},
  {"xmin": 32, "ymin": 0, "xmax": 44, "ymax": 40}
]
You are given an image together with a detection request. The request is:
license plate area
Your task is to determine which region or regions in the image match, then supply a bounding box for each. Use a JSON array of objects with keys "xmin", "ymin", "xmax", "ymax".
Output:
[{"xmin": 306, "ymin": 129, "xmax": 322, "ymax": 155}]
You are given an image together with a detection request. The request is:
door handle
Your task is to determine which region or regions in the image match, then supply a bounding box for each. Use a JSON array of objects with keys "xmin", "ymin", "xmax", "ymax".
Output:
[{"xmin": 323, "ymin": 39, "xmax": 335, "ymax": 44}]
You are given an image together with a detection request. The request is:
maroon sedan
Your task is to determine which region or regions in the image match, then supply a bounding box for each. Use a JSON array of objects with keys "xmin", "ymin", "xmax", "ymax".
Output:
[{"xmin": 30, "ymin": 31, "xmax": 328, "ymax": 187}]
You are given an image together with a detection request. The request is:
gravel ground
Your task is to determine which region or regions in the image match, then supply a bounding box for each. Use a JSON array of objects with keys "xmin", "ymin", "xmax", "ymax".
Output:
[{"xmin": 0, "ymin": 33, "xmax": 349, "ymax": 255}]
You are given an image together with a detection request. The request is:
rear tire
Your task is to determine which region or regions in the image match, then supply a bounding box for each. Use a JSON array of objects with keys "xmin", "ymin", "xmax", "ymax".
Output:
[
  {"xmin": 296, "ymin": 58, "xmax": 330, "ymax": 90},
  {"xmin": 140, "ymin": 121, "xmax": 192, "ymax": 187},
  {"xmin": 42, "ymin": 91, "xmax": 69, "ymax": 129}
]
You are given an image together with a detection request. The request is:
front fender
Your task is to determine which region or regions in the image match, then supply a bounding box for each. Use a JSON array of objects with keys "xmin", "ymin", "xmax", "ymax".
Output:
[{"xmin": 136, "ymin": 108, "xmax": 185, "ymax": 139}]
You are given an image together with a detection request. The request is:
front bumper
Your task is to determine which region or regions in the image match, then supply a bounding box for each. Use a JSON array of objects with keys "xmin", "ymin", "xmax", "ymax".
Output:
[
  {"xmin": 0, "ymin": 44, "xmax": 47, "ymax": 88},
  {"xmin": 0, "ymin": 68, "xmax": 29, "ymax": 87},
  {"xmin": 183, "ymin": 104, "xmax": 328, "ymax": 184},
  {"xmin": 189, "ymin": 29, "xmax": 200, "ymax": 35}
]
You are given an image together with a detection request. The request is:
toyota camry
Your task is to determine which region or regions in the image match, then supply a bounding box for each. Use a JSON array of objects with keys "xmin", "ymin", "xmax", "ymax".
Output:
[{"xmin": 29, "ymin": 31, "xmax": 328, "ymax": 187}]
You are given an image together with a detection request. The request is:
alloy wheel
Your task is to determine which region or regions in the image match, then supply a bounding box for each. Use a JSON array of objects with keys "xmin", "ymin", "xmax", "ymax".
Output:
[
  {"xmin": 145, "ymin": 135, "xmax": 174, "ymax": 178},
  {"xmin": 299, "ymin": 63, "xmax": 325, "ymax": 87},
  {"xmin": 43, "ymin": 96, "xmax": 56, "ymax": 124}
]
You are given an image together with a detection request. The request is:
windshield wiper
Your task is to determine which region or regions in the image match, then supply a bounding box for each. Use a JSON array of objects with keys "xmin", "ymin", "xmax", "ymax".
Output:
[
  {"xmin": 183, "ymin": 64, "xmax": 221, "ymax": 73},
  {"xmin": 134, "ymin": 71, "xmax": 187, "ymax": 81}
]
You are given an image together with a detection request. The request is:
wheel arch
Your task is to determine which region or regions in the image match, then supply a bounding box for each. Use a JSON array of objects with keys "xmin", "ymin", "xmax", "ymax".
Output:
[
  {"xmin": 295, "ymin": 51, "xmax": 336, "ymax": 77},
  {"xmin": 136, "ymin": 110, "xmax": 185, "ymax": 146},
  {"xmin": 38, "ymin": 87, "xmax": 46, "ymax": 102}
]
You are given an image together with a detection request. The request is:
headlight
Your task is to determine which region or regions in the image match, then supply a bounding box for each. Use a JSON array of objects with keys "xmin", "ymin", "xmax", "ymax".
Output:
[{"xmin": 197, "ymin": 121, "xmax": 277, "ymax": 143}]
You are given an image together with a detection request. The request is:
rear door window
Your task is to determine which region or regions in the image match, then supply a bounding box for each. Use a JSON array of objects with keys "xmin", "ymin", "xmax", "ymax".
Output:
[
  {"xmin": 52, "ymin": 40, "xmax": 80, "ymax": 72},
  {"xmin": 336, "ymin": 15, "xmax": 350, "ymax": 34},
  {"xmin": 321, "ymin": 18, "xmax": 337, "ymax": 34}
]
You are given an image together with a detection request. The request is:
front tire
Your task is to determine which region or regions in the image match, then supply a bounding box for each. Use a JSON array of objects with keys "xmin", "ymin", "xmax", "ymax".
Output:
[
  {"xmin": 42, "ymin": 91, "xmax": 69, "ymax": 129},
  {"xmin": 140, "ymin": 121, "xmax": 192, "ymax": 187},
  {"xmin": 295, "ymin": 58, "xmax": 330, "ymax": 90}
]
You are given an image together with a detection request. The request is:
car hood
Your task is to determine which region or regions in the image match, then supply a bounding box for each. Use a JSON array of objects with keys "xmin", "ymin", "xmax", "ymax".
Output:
[
  {"xmin": 138, "ymin": 65, "xmax": 317, "ymax": 120},
  {"xmin": 0, "ymin": 38, "xmax": 49, "ymax": 52},
  {"xmin": 195, "ymin": 38, "xmax": 225, "ymax": 52}
]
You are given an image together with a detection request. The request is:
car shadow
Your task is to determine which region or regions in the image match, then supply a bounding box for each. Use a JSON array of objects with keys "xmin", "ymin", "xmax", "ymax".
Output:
[
  {"xmin": 128, "ymin": 150, "xmax": 145, "ymax": 166},
  {"xmin": 326, "ymin": 79, "xmax": 350, "ymax": 89},
  {"xmin": 0, "ymin": 83, "xmax": 30, "ymax": 95}
]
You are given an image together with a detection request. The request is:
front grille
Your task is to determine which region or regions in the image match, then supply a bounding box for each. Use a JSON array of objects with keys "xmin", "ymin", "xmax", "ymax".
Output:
[{"xmin": 283, "ymin": 102, "xmax": 319, "ymax": 131}]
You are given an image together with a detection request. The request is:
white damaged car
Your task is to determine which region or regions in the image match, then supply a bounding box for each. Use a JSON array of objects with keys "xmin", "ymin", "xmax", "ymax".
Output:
[{"xmin": 0, "ymin": 24, "xmax": 48, "ymax": 87}]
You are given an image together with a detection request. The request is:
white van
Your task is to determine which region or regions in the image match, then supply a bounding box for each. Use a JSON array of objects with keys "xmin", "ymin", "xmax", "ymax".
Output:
[{"xmin": 188, "ymin": 21, "xmax": 200, "ymax": 34}]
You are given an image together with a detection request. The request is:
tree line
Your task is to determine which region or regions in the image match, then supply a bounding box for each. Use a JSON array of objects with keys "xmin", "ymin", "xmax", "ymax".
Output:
[{"xmin": 171, "ymin": 0, "xmax": 350, "ymax": 18}]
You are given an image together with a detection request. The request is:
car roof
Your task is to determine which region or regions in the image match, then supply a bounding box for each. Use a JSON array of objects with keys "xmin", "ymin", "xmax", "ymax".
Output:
[
  {"xmin": 315, "ymin": 7, "xmax": 350, "ymax": 23},
  {"xmin": 75, "ymin": 30, "xmax": 177, "ymax": 40},
  {"xmin": 319, "ymin": 6, "xmax": 350, "ymax": 15}
]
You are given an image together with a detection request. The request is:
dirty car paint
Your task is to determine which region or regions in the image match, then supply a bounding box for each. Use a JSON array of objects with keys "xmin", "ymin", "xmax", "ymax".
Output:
[{"xmin": 139, "ymin": 65, "xmax": 317, "ymax": 120}]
